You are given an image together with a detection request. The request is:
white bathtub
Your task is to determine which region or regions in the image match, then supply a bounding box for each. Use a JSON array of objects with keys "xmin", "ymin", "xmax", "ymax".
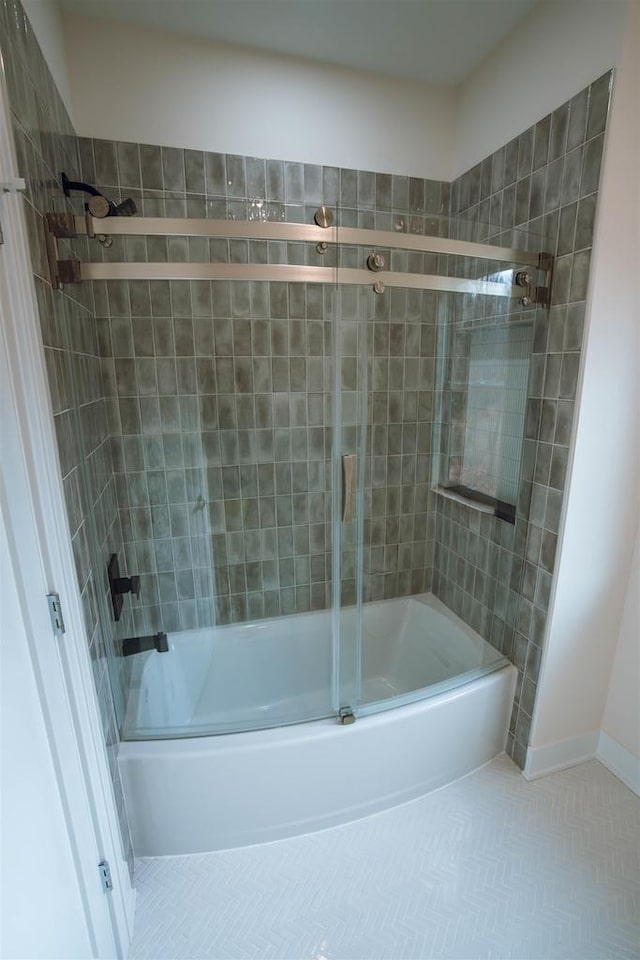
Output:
[{"xmin": 118, "ymin": 593, "xmax": 516, "ymax": 855}]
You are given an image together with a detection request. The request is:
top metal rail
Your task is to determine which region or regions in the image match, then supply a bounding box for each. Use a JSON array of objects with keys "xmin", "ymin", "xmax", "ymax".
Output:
[
  {"xmin": 45, "ymin": 210, "xmax": 552, "ymax": 304},
  {"xmin": 69, "ymin": 214, "xmax": 542, "ymax": 267}
]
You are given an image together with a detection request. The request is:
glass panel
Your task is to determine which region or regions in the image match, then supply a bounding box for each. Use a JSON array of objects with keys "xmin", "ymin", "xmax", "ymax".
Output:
[
  {"xmin": 347, "ymin": 224, "xmax": 533, "ymax": 716},
  {"xmin": 120, "ymin": 203, "xmax": 343, "ymax": 739},
  {"xmin": 350, "ymin": 280, "xmax": 453, "ymax": 714},
  {"xmin": 433, "ymin": 250, "xmax": 541, "ymax": 519},
  {"xmin": 432, "ymin": 220, "xmax": 544, "ymax": 520}
]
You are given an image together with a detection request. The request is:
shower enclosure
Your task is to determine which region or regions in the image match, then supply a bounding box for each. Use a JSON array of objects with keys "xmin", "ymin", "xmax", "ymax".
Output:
[{"xmin": 46, "ymin": 193, "xmax": 550, "ymax": 743}]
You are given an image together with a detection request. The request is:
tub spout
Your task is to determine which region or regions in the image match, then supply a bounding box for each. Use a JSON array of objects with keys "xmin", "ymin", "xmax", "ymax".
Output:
[{"xmin": 122, "ymin": 631, "xmax": 168, "ymax": 657}]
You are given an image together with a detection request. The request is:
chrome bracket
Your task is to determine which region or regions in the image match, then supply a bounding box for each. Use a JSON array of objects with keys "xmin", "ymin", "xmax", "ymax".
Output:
[
  {"xmin": 46, "ymin": 211, "xmax": 76, "ymax": 238},
  {"xmin": 516, "ymin": 252, "xmax": 554, "ymax": 309},
  {"xmin": 44, "ymin": 213, "xmax": 82, "ymax": 289},
  {"xmin": 338, "ymin": 707, "xmax": 356, "ymax": 725}
]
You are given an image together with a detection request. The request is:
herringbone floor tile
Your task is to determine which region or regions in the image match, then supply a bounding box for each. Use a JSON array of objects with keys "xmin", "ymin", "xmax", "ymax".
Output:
[{"xmin": 129, "ymin": 757, "xmax": 639, "ymax": 959}]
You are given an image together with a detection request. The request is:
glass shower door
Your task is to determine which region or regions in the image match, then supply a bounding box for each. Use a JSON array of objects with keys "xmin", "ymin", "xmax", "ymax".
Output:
[
  {"xmin": 334, "ymin": 274, "xmax": 436, "ymax": 719},
  {"xmin": 333, "ymin": 273, "xmax": 433, "ymax": 720},
  {"xmin": 337, "ymin": 279, "xmax": 436, "ymax": 717},
  {"xmin": 117, "ymin": 203, "xmax": 352, "ymax": 737}
]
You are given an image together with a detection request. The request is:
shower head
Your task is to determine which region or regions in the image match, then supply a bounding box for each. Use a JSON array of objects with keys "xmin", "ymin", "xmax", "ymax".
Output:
[{"xmin": 61, "ymin": 172, "xmax": 137, "ymax": 218}]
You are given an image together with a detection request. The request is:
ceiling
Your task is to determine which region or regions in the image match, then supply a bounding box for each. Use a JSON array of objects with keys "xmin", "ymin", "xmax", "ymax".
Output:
[{"xmin": 58, "ymin": 0, "xmax": 537, "ymax": 86}]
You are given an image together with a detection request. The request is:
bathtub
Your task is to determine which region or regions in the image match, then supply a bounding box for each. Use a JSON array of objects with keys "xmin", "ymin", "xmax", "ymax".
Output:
[{"xmin": 118, "ymin": 593, "xmax": 516, "ymax": 856}]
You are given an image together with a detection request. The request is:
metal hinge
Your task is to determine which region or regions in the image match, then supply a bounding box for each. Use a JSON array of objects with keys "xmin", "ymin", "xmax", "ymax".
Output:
[
  {"xmin": 46, "ymin": 592, "xmax": 66, "ymax": 636},
  {"xmin": 0, "ymin": 178, "xmax": 26, "ymax": 193},
  {"xmin": 98, "ymin": 860, "xmax": 113, "ymax": 892}
]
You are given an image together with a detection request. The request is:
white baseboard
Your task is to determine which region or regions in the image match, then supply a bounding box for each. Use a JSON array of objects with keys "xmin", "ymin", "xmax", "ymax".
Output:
[
  {"xmin": 524, "ymin": 730, "xmax": 640, "ymax": 796},
  {"xmin": 523, "ymin": 731, "xmax": 600, "ymax": 780},
  {"xmin": 597, "ymin": 732, "xmax": 640, "ymax": 796}
]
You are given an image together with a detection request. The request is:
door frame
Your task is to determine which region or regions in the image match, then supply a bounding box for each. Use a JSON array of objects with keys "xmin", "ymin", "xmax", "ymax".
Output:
[{"xmin": 0, "ymin": 60, "xmax": 135, "ymax": 958}]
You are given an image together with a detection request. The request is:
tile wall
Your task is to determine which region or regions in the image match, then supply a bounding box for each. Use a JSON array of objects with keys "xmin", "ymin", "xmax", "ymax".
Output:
[
  {"xmin": 0, "ymin": 0, "xmax": 134, "ymax": 869},
  {"xmin": 432, "ymin": 73, "xmax": 612, "ymax": 766},
  {"xmin": 74, "ymin": 139, "xmax": 448, "ymax": 631}
]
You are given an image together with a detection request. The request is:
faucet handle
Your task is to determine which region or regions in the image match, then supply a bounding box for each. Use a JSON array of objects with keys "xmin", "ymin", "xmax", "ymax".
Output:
[
  {"xmin": 108, "ymin": 553, "xmax": 141, "ymax": 621},
  {"xmin": 114, "ymin": 573, "xmax": 140, "ymax": 597}
]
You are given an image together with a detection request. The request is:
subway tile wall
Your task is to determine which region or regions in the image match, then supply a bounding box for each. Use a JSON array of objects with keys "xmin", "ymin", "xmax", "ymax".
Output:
[
  {"xmin": 359, "ymin": 286, "xmax": 439, "ymax": 603},
  {"xmin": 74, "ymin": 138, "xmax": 448, "ymax": 631},
  {"xmin": 0, "ymin": 0, "xmax": 134, "ymax": 870},
  {"xmin": 432, "ymin": 73, "xmax": 612, "ymax": 767}
]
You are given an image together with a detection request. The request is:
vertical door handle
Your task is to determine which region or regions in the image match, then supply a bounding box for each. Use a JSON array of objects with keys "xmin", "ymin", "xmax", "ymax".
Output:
[{"xmin": 342, "ymin": 454, "xmax": 357, "ymax": 523}]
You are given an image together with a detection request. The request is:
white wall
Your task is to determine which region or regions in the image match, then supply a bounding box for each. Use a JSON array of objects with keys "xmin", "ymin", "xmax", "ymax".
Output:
[
  {"xmin": 62, "ymin": 11, "xmax": 454, "ymax": 179},
  {"xmin": 528, "ymin": 0, "xmax": 639, "ymax": 769},
  {"xmin": 603, "ymin": 525, "xmax": 640, "ymax": 759},
  {"xmin": 60, "ymin": 3, "xmax": 631, "ymax": 180},
  {"xmin": 454, "ymin": 1, "xmax": 627, "ymax": 176},
  {"xmin": 22, "ymin": 0, "xmax": 73, "ymax": 115},
  {"xmin": 0, "ymin": 510, "xmax": 94, "ymax": 959}
]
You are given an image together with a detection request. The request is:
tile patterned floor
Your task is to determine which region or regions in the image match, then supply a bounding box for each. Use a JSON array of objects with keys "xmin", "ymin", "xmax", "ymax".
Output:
[{"xmin": 129, "ymin": 757, "xmax": 639, "ymax": 959}]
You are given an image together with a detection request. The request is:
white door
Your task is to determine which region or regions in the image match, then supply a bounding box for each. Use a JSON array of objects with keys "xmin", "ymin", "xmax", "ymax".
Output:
[{"xmin": 0, "ymin": 58, "xmax": 134, "ymax": 960}]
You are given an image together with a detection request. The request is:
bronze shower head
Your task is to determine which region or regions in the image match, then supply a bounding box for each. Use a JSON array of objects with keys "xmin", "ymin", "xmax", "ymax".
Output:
[{"xmin": 61, "ymin": 172, "xmax": 137, "ymax": 217}]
